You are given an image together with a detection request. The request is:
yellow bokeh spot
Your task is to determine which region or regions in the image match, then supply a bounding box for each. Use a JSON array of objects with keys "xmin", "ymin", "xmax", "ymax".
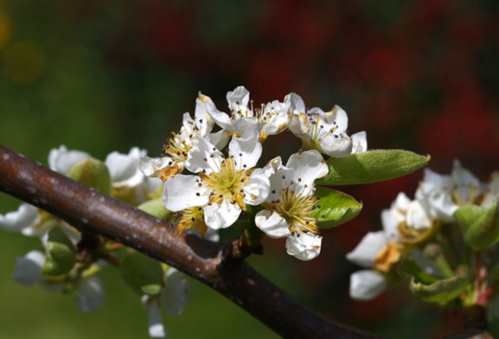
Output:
[
  {"xmin": 0, "ymin": 12, "xmax": 12, "ymax": 49},
  {"xmin": 4, "ymin": 41, "xmax": 44, "ymax": 84}
]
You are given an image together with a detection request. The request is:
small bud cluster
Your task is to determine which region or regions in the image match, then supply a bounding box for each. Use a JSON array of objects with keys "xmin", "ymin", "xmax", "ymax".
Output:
[
  {"xmin": 348, "ymin": 160, "xmax": 499, "ymax": 311},
  {"xmin": 0, "ymin": 145, "xmax": 187, "ymax": 338}
]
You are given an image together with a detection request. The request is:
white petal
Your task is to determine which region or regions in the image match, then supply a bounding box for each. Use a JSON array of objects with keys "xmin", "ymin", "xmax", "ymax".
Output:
[
  {"xmin": 350, "ymin": 270, "xmax": 386, "ymax": 301},
  {"xmin": 229, "ymin": 120, "xmax": 262, "ymax": 170},
  {"xmin": 286, "ymin": 232, "xmax": 322, "ymax": 261},
  {"xmin": 163, "ymin": 175, "xmax": 210, "ymax": 212},
  {"xmin": 346, "ymin": 231, "xmax": 388, "ymax": 268},
  {"xmin": 13, "ymin": 250, "xmax": 45, "ymax": 286},
  {"xmin": 255, "ymin": 210, "xmax": 290, "ymax": 238},
  {"xmin": 0, "ymin": 204, "xmax": 38, "ymax": 233},
  {"xmin": 193, "ymin": 99, "xmax": 215, "ymax": 136},
  {"xmin": 77, "ymin": 277, "xmax": 104, "ymax": 312},
  {"xmin": 285, "ymin": 150, "xmax": 329, "ymax": 196},
  {"xmin": 406, "ymin": 200, "xmax": 432, "ymax": 230},
  {"xmin": 227, "ymin": 85, "xmax": 250, "ymax": 114},
  {"xmin": 351, "ymin": 131, "xmax": 368, "ymax": 153},
  {"xmin": 161, "ymin": 268, "xmax": 188, "ymax": 315},
  {"xmin": 243, "ymin": 169, "xmax": 271, "ymax": 205},
  {"xmin": 207, "ymin": 130, "xmax": 230, "ymax": 150},
  {"xmin": 145, "ymin": 301, "xmax": 166, "ymax": 338},
  {"xmin": 393, "ymin": 192, "xmax": 411, "ymax": 211},
  {"xmin": 319, "ymin": 133, "xmax": 352, "ymax": 157},
  {"xmin": 261, "ymin": 100, "xmax": 290, "ymax": 136},
  {"xmin": 198, "ymin": 93, "xmax": 233, "ymax": 131},
  {"xmin": 284, "ymin": 92, "xmax": 306, "ymax": 115},
  {"xmin": 330, "ymin": 105, "xmax": 349, "ymax": 133},
  {"xmin": 139, "ymin": 156, "xmax": 174, "ymax": 177},
  {"xmin": 203, "ymin": 199, "xmax": 241, "ymax": 230},
  {"xmin": 106, "ymin": 147, "xmax": 147, "ymax": 188},
  {"xmin": 381, "ymin": 209, "xmax": 402, "ymax": 241},
  {"xmin": 185, "ymin": 137, "xmax": 224, "ymax": 174},
  {"xmin": 48, "ymin": 145, "xmax": 91, "ymax": 175},
  {"xmin": 288, "ymin": 112, "xmax": 309, "ymax": 138}
]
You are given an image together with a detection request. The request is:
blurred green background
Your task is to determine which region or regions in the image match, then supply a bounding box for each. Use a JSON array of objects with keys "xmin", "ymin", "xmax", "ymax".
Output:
[{"xmin": 1, "ymin": 1, "xmax": 499, "ymax": 338}]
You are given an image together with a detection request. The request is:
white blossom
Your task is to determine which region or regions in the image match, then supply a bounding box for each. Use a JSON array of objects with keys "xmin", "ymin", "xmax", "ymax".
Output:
[
  {"xmin": 77, "ymin": 277, "xmax": 104, "ymax": 312},
  {"xmin": 286, "ymin": 93, "xmax": 366, "ymax": 157},
  {"xmin": 206, "ymin": 86, "xmax": 290, "ymax": 142},
  {"xmin": 416, "ymin": 161, "xmax": 481, "ymax": 222},
  {"xmin": 163, "ymin": 135, "xmax": 270, "ymax": 230},
  {"xmin": 254, "ymin": 150, "xmax": 328, "ymax": 261},
  {"xmin": 13, "ymin": 250, "xmax": 45, "ymax": 286},
  {"xmin": 106, "ymin": 147, "xmax": 148, "ymax": 188},
  {"xmin": 142, "ymin": 267, "xmax": 189, "ymax": 338},
  {"xmin": 140, "ymin": 96, "xmax": 220, "ymax": 182},
  {"xmin": 48, "ymin": 145, "xmax": 91, "ymax": 175}
]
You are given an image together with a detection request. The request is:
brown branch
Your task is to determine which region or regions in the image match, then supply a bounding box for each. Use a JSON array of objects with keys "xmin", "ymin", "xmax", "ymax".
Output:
[{"xmin": 0, "ymin": 145, "xmax": 375, "ymax": 339}]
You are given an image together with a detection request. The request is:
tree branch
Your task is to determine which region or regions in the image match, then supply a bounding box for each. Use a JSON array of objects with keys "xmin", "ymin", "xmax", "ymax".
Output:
[{"xmin": 0, "ymin": 145, "xmax": 375, "ymax": 339}]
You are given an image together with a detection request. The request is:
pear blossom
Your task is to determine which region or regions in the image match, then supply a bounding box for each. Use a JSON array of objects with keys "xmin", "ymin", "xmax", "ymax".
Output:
[
  {"xmin": 381, "ymin": 192, "xmax": 433, "ymax": 243},
  {"xmin": 140, "ymin": 96, "xmax": 221, "ymax": 182},
  {"xmin": 77, "ymin": 277, "xmax": 105, "ymax": 312},
  {"xmin": 142, "ymin": 267, "xmax": 188, "ymax": 338},
  {"xmin": 346, "ymin": 231, "xmax": 392, "ymax": 301},
  {"xmin": 107, "ymin": 147, "xmax": 164, "ymax": 203},
  {"xmin": 48, "ymin": 145, "xmax": 91, "ymax": 175},
  {"xmin": 204, "ymin": 86, "xmax": 290, "ymax": 142},
  {"xmin": 416, "ymin": 160, "xmax": 481, "ymax": 222},
  {"xmin": 13, "ymin": 250, "xmax": 104, "ymax": 311},
  {"xmin": 106, "ymin": 147, "xmax": 148, "ymax": 189},
  {"xmin": 254, "ymin": 150, "xmax": 328, "ymax": 260},
  {"xmin": 163, "ymin": 135, "xmax": 270, "ymax": 230},
  {"xmin": 13, "ymin": 250, "xmax": 45, "ymax": 286},
  {"xmin": 285, "ymin": 93, "xmax": 367, "ymax": 157}
]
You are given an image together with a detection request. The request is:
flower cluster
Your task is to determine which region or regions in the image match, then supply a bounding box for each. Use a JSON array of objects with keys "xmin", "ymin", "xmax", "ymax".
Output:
[
  {"xmin": 0, "ymin": 145, "xmax": 187, "ymax": 338},
  {"xmin": 347, "ymin": 160, "xmax": 499, "ymax": 305},
  {"xmin": 140, "ymin": 86, "xmax": 367, "ymax": 261}
]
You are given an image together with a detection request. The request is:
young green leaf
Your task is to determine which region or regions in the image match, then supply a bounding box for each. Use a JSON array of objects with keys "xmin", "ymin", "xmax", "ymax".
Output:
[
  {"xmin": 454, "ymin": 202, "xmax": 499, "ymax": 251},
  {"xmin": 312, "ymin": 187, "xmax": 362, "ymax": 228},
  {"xmin": 120, "ymin": 252, "xmax": 163, "ymax": 295},
  {"xmin": 409, "ymin": 275, "xmax": 470, "ymax": 305},
  {"xmin": 318, "ymin": 149, "xmax": 430, "ymax": 185},
  {"xmin": 68, "ymin": 158, "xmax": 111, "ymax": 194}
]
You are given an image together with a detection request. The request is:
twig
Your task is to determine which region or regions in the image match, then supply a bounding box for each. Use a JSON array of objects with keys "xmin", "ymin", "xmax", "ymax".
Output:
[{"xmin": 0, "ymin": 145, "xmax": 375, "ymax": 339}]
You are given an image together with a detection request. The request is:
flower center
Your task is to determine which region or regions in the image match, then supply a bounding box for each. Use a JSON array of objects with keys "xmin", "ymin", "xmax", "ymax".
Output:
[
  {"xmin": 397, "ymin": 221, "xmax": 434, "ymax": 244},
  {"xmin": 374, "ymin": 241, "xmax": 401, "ymax": 272},
  {"xmin": 163, "ymin": 132, "xmax": 191, "ymax": 162},
  {"xmin": 178, "ymin": 207, "xmax": 206, "ymax": 236},
  {"xmin": 201, "ymin": 159, "xmax": 250, "ymax": 209},
  {"xmin": 271, "ymin": 190, "xmax": 318, "ymax": 234}
]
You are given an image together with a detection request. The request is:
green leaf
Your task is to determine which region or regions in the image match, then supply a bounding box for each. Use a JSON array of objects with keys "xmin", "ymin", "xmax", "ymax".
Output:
[
  {"xmin": 42, "ymin": 241, "xmax": 76, "ymax": 276},
  {"xmin": 318, "ymin": 149, "xmax": 430, "ymax": 185},
  {"xmin": 68, "ymin": 158, "xmax": 111, "ymax": 194},
  {"xmin": 138, "ymin": 199, "xmax": 171, "ymax": 220},
  {"xmin": 409, "ymin": 275, "xmax": 470, "ymax": 305},
  {"xmin": 120, "ymin": 252, "xmax": 163, "ymax": 295},
  {"xmin": 312, "ymin": 187, "xmax": 362, "ymax": 228},
  {"xmin": 454, "ymin": 202, "xmax": 499, "ymax": 251}
]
